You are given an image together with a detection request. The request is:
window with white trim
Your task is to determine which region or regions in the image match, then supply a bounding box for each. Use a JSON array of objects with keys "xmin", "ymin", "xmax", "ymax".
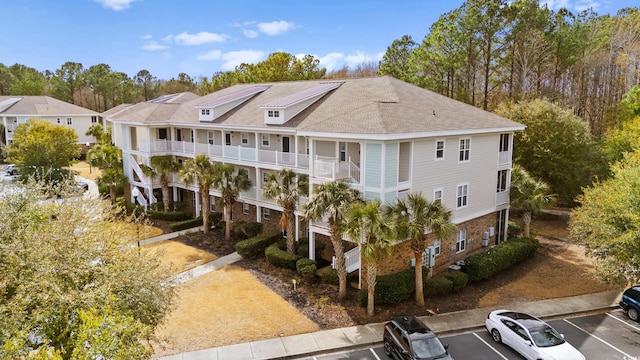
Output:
[
  {"xmin": 435, "ymin": 140, "xmax": 445, "ymax": 160},
  {"xmin": 268, "ymin": 110, "xmax": 280, "ymax": 118},
  {"xmin": 242, "ymin": 203, "xmax": 249, "ymax": 215},
  {"xmin": 201, "ymin": 109, "xmax": 210, "ymax": 115},
  {"xmin": 499, "ymin": 133, "xmax": 510, "ymax": 152},
  {"xmin": 263, "ymin": 172, "xmax": 269, "ymax": 184},
  {"xmin": 458, "ymin": 138, "xmax": 470, "ymax": 162},
  {"xmin": 263, "ymin": 208, "xmax": 271, "ymax": 220},
  {"xmin": 456, "ymin": 229, "xmax": 466, "ymax": 252},
  {"xmin": 305, "ymin": 138, "xmax": 310, "ymax": 155},
  {"xmin": 261, "ymin": 134, "xmax": 270, "ymax": 147},
  {"xmin": 433, "ymin": 188, "xmax": 443, "ymax": 204},
  {"xmin": 456, "ymin": 184, "xmax": 468, "ymax": 208},
  {"xmin": 210, "ymin": 196, "xmax": 216, "ymax": 212},
  {"xmin": 208, "ymin": 131, "xmax": 215, "ymax": 145},
  {"xmin": 67, "ymin": 117, "xmax": 73, "ymax": 125},
  {"xmin": 91, "ymin": 116, "xmax": 98, "ymax": 123},
  {"xmin": 339, "ymin": 142, "xmax": 346, "ymax": 161},
  {"xmin": 56, "ymin": 117, "xmax": 61, "ymax": 124},
  {"xmin": 241, "ymin": 133, "xmax": 249, "ymax": 145},
  {"xmin": 433, "ymin": 239, "xmax": 441, "ymax": 256}
]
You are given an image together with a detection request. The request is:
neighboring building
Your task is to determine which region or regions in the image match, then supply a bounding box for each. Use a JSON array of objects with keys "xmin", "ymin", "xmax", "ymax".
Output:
[
  {"xmin": 0, "ymin": 96, "xmax": 102, "ymax": 150},
  {"xmin": 103, "ymin": 76, "xmax": 525, "ymax": 279}
]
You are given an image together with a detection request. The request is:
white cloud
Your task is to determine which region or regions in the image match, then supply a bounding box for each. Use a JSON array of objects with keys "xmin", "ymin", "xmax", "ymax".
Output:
[
  {"xmin": 345, "ymin": 51, "xmax": 384, "ymax": 68},
  {"xmin": 575, "ymin": 0, "xmax": 601, "ymax": 12},
  {"xmin": 257, "ymin": 21, "xmax": 295, "ymax": 36},
  {"xmin": 317, "ymin": 51, "xmax": 384, "ymax": 72},
  {"xmin": 93, "ymin": 0, "xmax": 138, "ymax": 11},
  {"xmin": 221, "ymin": 50, "xmax": 265, "ymax": 70},
  {"xmin": 197, "ymin": 50, "xmax": 223, "ymax": 60},
  {"xmin": 141, "ymin": 34, "xmax": 152, "ymax": 40},
  {"xmin": 243, "ymin": 29, "xmax": 259, "ymax": 38},
  {"xmin": 142, "ymin": 41, "xmax": 168, "ymax": 51},
  {"xmin": 164, "ymin": 32, "xmax": 228, "ymax": 46},
  {"xmin": 539, "ymin": 0, "xmax": 571, "ymax": 11},
  {"xmin": 318, "ymin": 52, "xmax": 345, "ymax": 72}
]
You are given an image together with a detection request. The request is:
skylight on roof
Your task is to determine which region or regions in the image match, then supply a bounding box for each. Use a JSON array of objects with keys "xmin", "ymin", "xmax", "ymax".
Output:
[{"xmin": 147, "ymin": 94, "xmax": 180, "ymax": 103}]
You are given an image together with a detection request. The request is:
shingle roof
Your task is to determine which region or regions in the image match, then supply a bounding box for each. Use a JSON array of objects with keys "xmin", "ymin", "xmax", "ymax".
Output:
[
  {"xmin": 196, "ymin": 85, "xmax": 270, "ymax": 108},
  {"xmin": 103, "ymin": 77, "xmax": 524, "ymax": 135},
  {"xmin": 0, "ymin": 96, "xmax": 99, "ymax": 115},
  {"xmin": 259, "ymin": 82, "xmax": 343, "ymax": 108}
]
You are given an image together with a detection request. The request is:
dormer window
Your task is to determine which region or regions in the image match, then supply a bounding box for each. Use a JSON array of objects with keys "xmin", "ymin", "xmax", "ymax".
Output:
[
  {"xmin": 201, "ymin": 109, "xmax": 210, "ymax": 116},
  {"xmin": 268, "ymin": 110, "xmax": 280, "ymax": 118}
]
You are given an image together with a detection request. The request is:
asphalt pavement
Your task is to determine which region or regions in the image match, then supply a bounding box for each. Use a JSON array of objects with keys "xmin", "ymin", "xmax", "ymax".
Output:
[{"xmin": 155, "ymin": 251, "xmax": 623, "ymax": 360}]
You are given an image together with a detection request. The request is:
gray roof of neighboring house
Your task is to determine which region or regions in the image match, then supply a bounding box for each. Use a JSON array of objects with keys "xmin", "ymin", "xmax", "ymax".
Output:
[
  {"xmin": 104, "ymin": 77, "xmax": 524, "ymax": 135},
  {"xmin": 0, "ymin": 96, "xmax": 99, "ymax": 116}
]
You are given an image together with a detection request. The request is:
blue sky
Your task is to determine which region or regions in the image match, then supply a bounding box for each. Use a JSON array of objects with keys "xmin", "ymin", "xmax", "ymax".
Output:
[{"xmin": 0, "ymin": 0, "xmax": 636, "ymax": 80}]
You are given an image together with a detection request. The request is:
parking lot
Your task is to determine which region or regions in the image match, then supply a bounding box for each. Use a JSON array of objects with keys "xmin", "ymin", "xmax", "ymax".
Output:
[{"xmin": 305, "ymin": 310, "xmax": 640, "ymax": 360}]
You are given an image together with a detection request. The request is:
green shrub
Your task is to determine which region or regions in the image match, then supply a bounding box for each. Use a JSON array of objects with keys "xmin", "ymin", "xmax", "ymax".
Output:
[
  {"xmin": 235, "ymin": 231, "xmax": 281, "ymax": 259},
  {"xmin": 296, "ymin": 237, "xmax": 325, "ymax": 259},
  {"xmin": 464, "ymin": 237, "xmax": 539, "ymax": 282},
  {"xmin": 169, "ymin": 217, "xmax": 203, "ymax": 232},
  {"xmin": 374, "ymin": 268, "xmax": 415, "ymax": 305},
  {"xmin": 209, "ymin": 212, "xmax": 223, "ymax": 228},
  {"xmin": 424, "ymin": 276, "xmax": 453, "ymax": 297},
  {"xmin": 296, "ymin": 258, "xmax": 317, "ymax": 281},
  {"xmin": 357, "ymin": 289, "xmax": 368, "ymax": 307},
  {"xmin": 146, "ymin": 210, "xmax": 192, "ymax": 222},
  {"xmin": 321, "ymin": 268, "xmax": 339, "ymax": 285},
  {"xmin": 444, "ymin": 271, "xmax": 469, "ymax": 292},
  {"xmin": 265, "ymin": 243, "xmax": 302, "ymax": 270},
  {"xmin": 508, "ymin": 220, "xmax": 523, "ymax": 237},
  {"xmin": 231, "ymin": 221, "xmax": 263, "ymax": 240}
]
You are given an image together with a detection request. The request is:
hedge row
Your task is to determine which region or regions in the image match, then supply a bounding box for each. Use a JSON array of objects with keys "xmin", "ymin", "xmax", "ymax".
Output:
[
  {"xmin": 235, "ymin": 231, "xmax": 281, "ymax": 259},
  {"xmin": 169, "ymin": 217, "xmax": 203, "ymax": 232},
  {"xmin": 424, "ymin": 271, "xmax": 469, "ymax": 297},
  {"xmin": 265, "ymin": 243, "xmax": 303, "ymax": 269},
  {"xmin": 146, "ymin": 210, "xmax": 192, "ymax": 222},
  {"xmin": 231, "ymin": 221, "xmax": 264, "ymax": 240},
  {"xmin": 464, "ymin": 237, "xmax": 539, "ymax": 282}
]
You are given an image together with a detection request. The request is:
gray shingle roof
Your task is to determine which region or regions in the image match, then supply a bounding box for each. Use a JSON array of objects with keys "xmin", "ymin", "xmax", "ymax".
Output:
[
  {"xmin": 0, "ymin": 96, "xmax": 99, "ymax": 116},
  {"xmin": 103, "ymin": 77, "xmax": 524, "ymax": 135}
]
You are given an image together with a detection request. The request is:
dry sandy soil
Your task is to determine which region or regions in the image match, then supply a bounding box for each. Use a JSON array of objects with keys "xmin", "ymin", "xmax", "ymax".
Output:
[{"xmin": 150, "ymin": 211, "xmax": 621, "ymax": 357}]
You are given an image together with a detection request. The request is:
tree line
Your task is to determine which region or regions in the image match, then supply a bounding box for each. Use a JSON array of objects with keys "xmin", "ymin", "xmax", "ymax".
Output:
[
  {"xmin": 0, "ymin": 52, "xmax": 374, "ymax": 113},
  {"xmin": 378, "ymin": 0, "xmax": 640, "ymax": 138}
]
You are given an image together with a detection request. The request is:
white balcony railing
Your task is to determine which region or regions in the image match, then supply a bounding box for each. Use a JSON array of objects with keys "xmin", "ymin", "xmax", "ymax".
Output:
[
  {"xmin": 496, "ymin": 190, "xmax": 509, "ymax": 206},
  {"xmin": 314, "ymin": 156, "xmax": 360, "ymax": 183},
  {"xmin": 332, "ymin": 246, "xmax": 360, "ymax": 273},
  {"xmin": 498, "ymin": 151, "xmax": 511, "ymax": 165}
]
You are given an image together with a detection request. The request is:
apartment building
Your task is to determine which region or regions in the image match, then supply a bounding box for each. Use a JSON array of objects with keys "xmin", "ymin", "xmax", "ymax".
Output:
[
  {"xmin": 0, "ymin": 96, "xmax": 102, "ymax": 149},
  {"xmin": 102, "ymin": 76, "xmax": 524, "ymax": 277}
]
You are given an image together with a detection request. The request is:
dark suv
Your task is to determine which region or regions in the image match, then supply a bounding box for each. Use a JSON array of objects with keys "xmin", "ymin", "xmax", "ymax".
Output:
[
  {"xmin": 383, "ymin": 316, "xmax": 453, "ymax": 360},
  {"xmin": 620, "ymin": 285, "xmax": 640, "ymax": 322}
]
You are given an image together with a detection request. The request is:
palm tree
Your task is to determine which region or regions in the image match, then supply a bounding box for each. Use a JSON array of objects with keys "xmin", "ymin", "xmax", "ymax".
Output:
[
  {"xmin": 387, "ymin": 193, "xmax": 455, "ymax": 306},
  {"xmin": 211, "ymin": 163, "xmax": 252, "ymax": 241},
  {"xmin": 303, "ymin": 179, "xmax": 361, "ymax": 300},
  {"xmin": 87, "ymin": 142, "xmax": 124, "ymax": 204},
  {"xmin": 180, "ymin": 155, "xmax": 215, "ymax": 235},
  {"xmin": 344, "ymin": 200, "xmax": 393, "ymax": 316},
  {"xmin": 263, "ymin": 169, "xmax": 308, "ymax": 254},
  {"xmin": 141, "ymin": 155, "xmax": 181, "ymax": 212},
  {"xmin": 510, "ymin": 165, "xmax": 556, "ymax": 237}
]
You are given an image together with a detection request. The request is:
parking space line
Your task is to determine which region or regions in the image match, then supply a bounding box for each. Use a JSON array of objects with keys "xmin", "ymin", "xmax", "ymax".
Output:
[
  {"xmin": 564, "ymin": 319, "xmax": 633, "ymax": 358},
  {"xmin": 606, "ymin": 313, "xmax": 640, "ymax": 332},
  {"xmin": 369, "ymin": 348, "xmax": 381, "ymax": 359},
  {"xmin": 472, "ymin": 333, "xmax": 509, "ymax": 360}
]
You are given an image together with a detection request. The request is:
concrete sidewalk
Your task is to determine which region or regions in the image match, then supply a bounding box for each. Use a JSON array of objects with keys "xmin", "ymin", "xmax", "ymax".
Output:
[{"xmin": 156, "ymin": 289, "xmax": 623, "ymax": 360}]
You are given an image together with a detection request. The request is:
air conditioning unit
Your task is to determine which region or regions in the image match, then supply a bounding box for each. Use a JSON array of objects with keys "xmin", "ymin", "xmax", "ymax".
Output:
[{"xmin": 482, "ymin": 231, "xmax": 490, "ymax": 247}]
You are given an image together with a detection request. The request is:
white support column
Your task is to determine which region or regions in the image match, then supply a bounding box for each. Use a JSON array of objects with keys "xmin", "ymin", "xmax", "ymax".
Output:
[
  {"xmin": 295, "ymin": 213, "xmax": 300, "ymax": 242},
  {"xmin": 308, "ymin": 231, "xmax": 315, "ymax": 260},
  {"xmin": 294, "ymin": 135, "xmax": 299, "ymax": 168},
  {"xmin": 195, "ymin": 190, "xmax": 201, "ymax": 217}
]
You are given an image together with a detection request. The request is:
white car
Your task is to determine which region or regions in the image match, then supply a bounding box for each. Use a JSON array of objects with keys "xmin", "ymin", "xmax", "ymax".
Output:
[{"xmin": 485, "ymin": 310, "xmax": 585, "ymax": 360}]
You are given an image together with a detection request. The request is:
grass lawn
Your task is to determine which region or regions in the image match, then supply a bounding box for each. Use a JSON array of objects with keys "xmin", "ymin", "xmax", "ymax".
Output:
[
  {"xmin": 144, "ymin": 240, "xmax": 218, "ymax": 275},
  {"xmin": 152, "ymin": 265, "xmax": 319, "ymax": 357}
]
